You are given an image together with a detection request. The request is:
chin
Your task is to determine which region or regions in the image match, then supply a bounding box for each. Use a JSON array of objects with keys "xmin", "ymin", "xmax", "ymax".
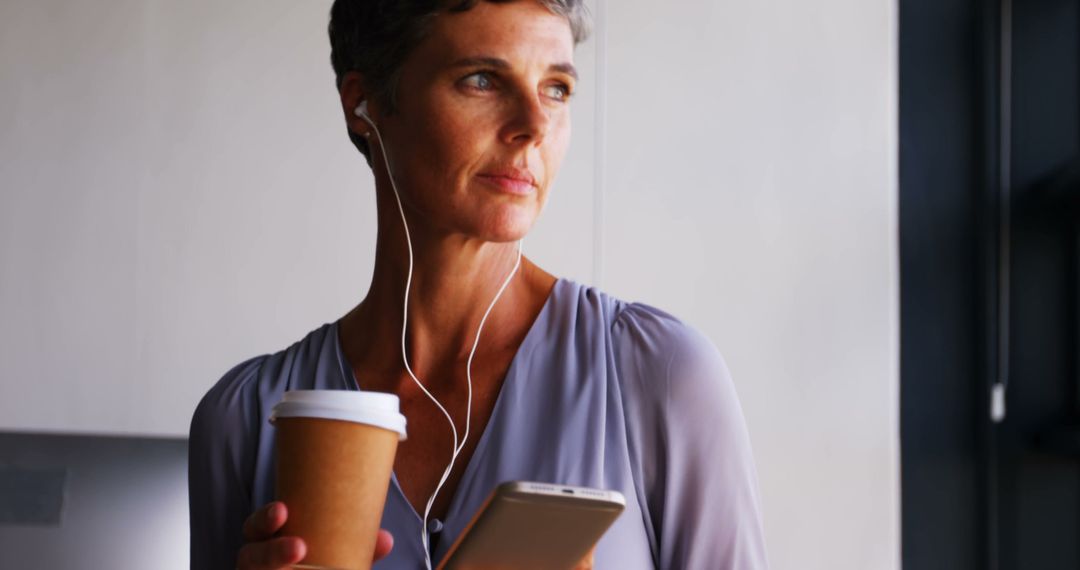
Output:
[
  {"xmin": 477, "ymin": 225, "xmax": 532, "ymax": 243},
  {"xmin": 479, "ymin": 219, "xmax": 536, "ymax": 243},
  {"xmin": 473, "ymin": 204, "xmax": 540, "ymax": 243}
]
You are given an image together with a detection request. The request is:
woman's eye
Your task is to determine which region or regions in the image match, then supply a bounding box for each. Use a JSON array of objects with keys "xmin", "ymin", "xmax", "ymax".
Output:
[
  {"xmin": 545, "ymin": 83, "xmax": 574, "ymax": 102},
  {"xmin": 462, "ymin": 72, "xmax": 495, "ymax": 91}
]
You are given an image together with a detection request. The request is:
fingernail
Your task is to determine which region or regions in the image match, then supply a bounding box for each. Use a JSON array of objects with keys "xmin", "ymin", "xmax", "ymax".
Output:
[{"xmin": 291, "ymin": 537, "xmax": 307, "ymax": 561}]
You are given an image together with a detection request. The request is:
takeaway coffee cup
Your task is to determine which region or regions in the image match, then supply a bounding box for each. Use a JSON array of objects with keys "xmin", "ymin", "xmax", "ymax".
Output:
[{"xmin": 271, "ymin": 390, "xmax": 407, "ymax": 570}]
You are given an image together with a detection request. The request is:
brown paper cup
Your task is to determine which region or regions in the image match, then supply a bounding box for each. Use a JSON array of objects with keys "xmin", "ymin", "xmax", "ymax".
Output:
[{"xmin": 271, "ymin": 390, "xmax": 407, "ymax": 570}]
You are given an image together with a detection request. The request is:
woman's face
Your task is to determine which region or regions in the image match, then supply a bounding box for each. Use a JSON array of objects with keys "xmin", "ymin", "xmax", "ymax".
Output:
[{"xmin": 363, "ymin": 1, "xmax": 577, "ymax": 243}]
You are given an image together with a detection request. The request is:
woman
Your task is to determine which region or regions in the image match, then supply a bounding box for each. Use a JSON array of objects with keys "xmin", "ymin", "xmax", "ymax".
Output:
[{"xmin": 188, "ymin": 1, "xmax": 769, "ymax": 568}]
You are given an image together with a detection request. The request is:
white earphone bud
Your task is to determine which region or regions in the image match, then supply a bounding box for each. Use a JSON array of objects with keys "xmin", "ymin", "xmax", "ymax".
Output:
[{"xmin": 354, "ymin": 101, "xmax": 373, "ymax": 138}]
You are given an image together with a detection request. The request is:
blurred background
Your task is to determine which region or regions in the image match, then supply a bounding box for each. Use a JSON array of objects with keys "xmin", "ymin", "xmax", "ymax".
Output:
[
  {"xmin": 903, "ymin": 0, "xmax": 1080, "ymax": 569},
  {"xmin": 12, "ymin": 0, "xmax": 1067, "ymax": 568}
]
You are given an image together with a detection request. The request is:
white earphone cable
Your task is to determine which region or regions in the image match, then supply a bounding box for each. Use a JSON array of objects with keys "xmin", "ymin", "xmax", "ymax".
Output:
[{"xmin": 361, "ymin": 111, "xmax": 523, "ymax": 569}]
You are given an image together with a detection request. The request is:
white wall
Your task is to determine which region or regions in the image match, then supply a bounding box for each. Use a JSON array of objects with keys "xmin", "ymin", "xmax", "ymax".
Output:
[
  {"xmin": 0, "ymin": 1, "xmax": 898, "ymax": 568},
  {"xmin": 600, "ymin": 2, "xmax": 899, "ymax": 569}
]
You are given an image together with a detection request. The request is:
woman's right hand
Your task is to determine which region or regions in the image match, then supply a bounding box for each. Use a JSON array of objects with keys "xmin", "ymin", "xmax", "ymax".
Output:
[{"xmin": 237, "ymin": 501, "xmax": 394, "ymax": 569}]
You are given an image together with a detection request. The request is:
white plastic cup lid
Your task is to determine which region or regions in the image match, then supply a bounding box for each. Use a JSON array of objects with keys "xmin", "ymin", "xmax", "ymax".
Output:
[{"xmin": 270, "ymin": 390, "xmax": 407, "ymax": 440}]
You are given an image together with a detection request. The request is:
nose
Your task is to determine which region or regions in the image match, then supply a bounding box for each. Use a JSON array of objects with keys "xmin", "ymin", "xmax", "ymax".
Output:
[{"xmin": 503, "ymin": 92, "xmax": 551, "ymax": 147}]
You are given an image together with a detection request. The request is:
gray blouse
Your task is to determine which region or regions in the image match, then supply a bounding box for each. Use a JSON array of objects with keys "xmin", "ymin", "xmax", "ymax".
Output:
[{"xmin": 188, "ymin": 279, "xmax": 769, "ymax": 569}]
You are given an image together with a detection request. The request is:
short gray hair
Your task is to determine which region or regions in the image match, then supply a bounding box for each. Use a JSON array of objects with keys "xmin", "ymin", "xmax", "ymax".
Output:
[{"xmin": 328, "ymin": 0, "xmax": 592, "ymax": 164}]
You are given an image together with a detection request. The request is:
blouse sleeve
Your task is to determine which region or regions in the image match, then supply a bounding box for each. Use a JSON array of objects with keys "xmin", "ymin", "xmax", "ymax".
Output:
[
  {"xmin": 188, "ymin": 356, "xmax": 265, "ymax": 570},
  {"xmin": 613, "ymin": 304, "xmax": 769, "ymax": 569}
]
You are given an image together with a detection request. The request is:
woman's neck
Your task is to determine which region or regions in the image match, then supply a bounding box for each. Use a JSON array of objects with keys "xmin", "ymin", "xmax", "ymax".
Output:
[{"xmin": 340, "ymin": 223, "xmax": 556, "ymax": 391}]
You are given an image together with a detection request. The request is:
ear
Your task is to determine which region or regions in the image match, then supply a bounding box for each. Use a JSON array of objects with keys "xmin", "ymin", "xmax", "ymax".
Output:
[{"xmin": 340, "ymin": 71, "xmax": 376, "ymax": 138}]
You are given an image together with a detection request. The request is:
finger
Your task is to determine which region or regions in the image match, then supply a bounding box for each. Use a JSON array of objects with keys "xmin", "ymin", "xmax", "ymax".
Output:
[
  {"xmin": 243, "ymin": 502, "xmax": 287, "ymax": 542},
  {"xmin": 572, "ymin": 547, "xmax": 596, "ymax": 570},
  {"xmin": 373, "ymin": 529, "xmax": 394, "ymax": 561},
  {"xmin": 236, "ymin": 536, "xmax": 305, "ymax": 570}
]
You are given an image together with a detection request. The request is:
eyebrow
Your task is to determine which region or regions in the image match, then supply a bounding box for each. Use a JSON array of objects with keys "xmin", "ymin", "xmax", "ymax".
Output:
[{"xmin": 446, "ymin": 56, "xmax": 578, "ymax": 81}]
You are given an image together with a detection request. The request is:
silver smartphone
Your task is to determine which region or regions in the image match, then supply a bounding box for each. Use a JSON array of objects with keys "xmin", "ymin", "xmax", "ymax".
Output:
[{"xmin": 435, "ymin": 481, "xmax": 626, "ymax": 570}]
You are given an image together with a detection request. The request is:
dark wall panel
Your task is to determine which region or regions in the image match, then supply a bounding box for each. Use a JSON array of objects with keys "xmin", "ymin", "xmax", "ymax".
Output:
[{"xmin": 900, "ymin": 0, "xmax": 983, "ymax": 568}]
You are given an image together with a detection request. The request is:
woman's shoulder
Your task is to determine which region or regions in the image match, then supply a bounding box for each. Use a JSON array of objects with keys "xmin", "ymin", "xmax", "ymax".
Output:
[
  {"xmin": 189, "ymin": 322, "xmax": 343, "ymax": 438},
  {"xmin": 554, "ymin": 279, "xmax": 733, "ymax": 413},
  {"xmin": 555, "ymin": 278, "xmax": 719, "ymax": 362}
]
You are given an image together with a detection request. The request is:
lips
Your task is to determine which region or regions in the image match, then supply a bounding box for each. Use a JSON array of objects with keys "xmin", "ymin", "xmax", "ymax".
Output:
[{"xmin": 477, "ymin": 167, "xmax": 538, "ymax": 195}]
